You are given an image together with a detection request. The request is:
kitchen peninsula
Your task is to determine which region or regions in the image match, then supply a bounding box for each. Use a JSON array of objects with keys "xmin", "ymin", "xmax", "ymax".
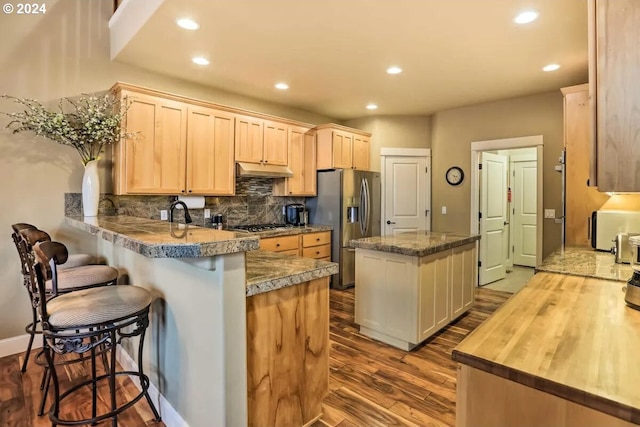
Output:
[
  {"xmin": 350, "ymin": 231, "xmax": 479, "ymax": 350},
  {"xmin": 65, "ymin": 215, "xmax": 337, "ymax": 427}
]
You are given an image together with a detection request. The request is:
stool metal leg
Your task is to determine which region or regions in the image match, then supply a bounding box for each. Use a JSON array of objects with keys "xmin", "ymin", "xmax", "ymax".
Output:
[
  {"xmin": 109, "ymin": 330, "xmax": 117, "ymax": 427},
  {"xmin": 43, "ymin": 343, "xmax": 60, "ymax": 427},
  {"xmin": 21, "ymin": 306, "xmax": 37, "ymax": 373},
  {"xmin": 38, "ymin": 365, "xmax": 51, "ymax": 416},
  {"xmin": 138, "ymin": 322, "xmax": 161, "ymax": 422},
  {"xmin": 91, "ymin": 339, "xmax": 98, "ymax": 425}
]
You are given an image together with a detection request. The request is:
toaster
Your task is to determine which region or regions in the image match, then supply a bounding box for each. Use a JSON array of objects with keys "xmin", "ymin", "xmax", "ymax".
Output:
[{"xmin": 611, "ymin": 233, "xmax": 640, "ymax": 264}]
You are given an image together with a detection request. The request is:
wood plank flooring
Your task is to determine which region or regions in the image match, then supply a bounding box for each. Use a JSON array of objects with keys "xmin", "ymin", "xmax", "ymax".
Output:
[
  {"xmin": 314, "ymin": 287, "xmax": 511, "ymax": 427},
  {"xmin": 0, "ymin": 287, "xmax": 509, "ymax": 427}
]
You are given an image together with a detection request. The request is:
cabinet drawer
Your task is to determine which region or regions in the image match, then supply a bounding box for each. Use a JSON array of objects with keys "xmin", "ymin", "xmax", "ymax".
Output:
[
  {"xmin": 259, "ymin": 235, "xmax": 299, "ymax": 252},
  {"xmin": 302, "ymin": 244, "xmax": 331, "ymax": 259},
  {"xmin": 302, "ymin": 231, "xmax": 331, "ymax": 247}
]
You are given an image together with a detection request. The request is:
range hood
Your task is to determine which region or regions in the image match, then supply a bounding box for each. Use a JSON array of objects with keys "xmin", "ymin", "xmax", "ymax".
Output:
[{"xmin": 236, "ymin": 162, "xmax": 293, "ymax": 178}]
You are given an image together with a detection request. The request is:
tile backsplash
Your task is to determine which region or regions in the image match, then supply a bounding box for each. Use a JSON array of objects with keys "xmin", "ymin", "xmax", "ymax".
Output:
[{"xmin": 65, "ymin": 177, "xmax": 305, "ymax": 228}]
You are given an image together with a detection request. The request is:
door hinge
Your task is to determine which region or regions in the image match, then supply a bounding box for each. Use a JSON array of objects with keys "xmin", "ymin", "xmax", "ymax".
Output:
[
  {"xmin": 425, "ymin": 166, "xmax": 428, "ymax": 173},
  {"xmin": 479, "ymin": 212, "xmax": 482, "ymax": 219},
  {"xmin": 479, "ymin": 163, "xmax": 483, "ymax": 170},
  {"xmin": 512, "ymin": 245, "xmax": 515, "ymax": 253},
  {"xmin": 513, "ymin": 170, "xmax": 515, "ymax": 177},
  {"xmin": 513, "ymin": 208, "xmax": 515, "ymax": 215},
  {"xmin": 478, "ymin": 261, "xmax": 482, "ymax": 267},
  {"xmin": 425, "ymin": 209, "xmax": 430, "ymax": 216}
]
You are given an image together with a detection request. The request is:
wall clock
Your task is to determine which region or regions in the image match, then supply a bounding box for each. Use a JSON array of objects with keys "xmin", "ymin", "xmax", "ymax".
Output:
[{"xmin": 446, "ymin": 166, "xmax": 464, "ymax": 186}]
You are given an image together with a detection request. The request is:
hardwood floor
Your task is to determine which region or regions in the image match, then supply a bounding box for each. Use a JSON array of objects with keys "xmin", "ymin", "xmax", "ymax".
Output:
[
  {"xmin": 0, "ymin": 349, "xmax": 164, "ymax": 427},
  {"xmin": 314, "ymin": 287, "xmax": 511, "ymax": 427},
  {"xmin": 0, "ymin": 287, "xmax": 509, "ymax": 427}
]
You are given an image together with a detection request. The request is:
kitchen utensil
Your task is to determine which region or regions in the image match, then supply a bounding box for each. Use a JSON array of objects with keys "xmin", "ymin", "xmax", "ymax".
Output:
[
  {"xmin": 624, "ymin": 236, "xmax": 640, "ymax": 309},
  {"xmin": 611, "ymin": 232, "xmax": 639, "ymax": 264},
  {"xmin": 285, "ymin": 204, "xmax": 306, "ymax": 226},
  {"xmin": 212, "ymin": 213, "xmax": 224, "ymax": 230}
]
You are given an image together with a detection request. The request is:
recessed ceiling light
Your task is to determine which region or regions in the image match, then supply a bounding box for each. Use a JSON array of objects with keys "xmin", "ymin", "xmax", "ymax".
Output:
[
  {"xmin": 275, "ymin": 83, "xmax": 289, "ymax": 90},
  {"xmin": 514, "ymin": 10, "xmax": 539, "ymax": 24},
  {"xmin": 386, "ymin": 66, "xmax": 403, "ymax": 75},
  {"xmin": 542, "ymin": 63, "xmax": 561, "ymax": 72},
  {"xmin": 177, "ymin": 18, "xmax": 199, "ymax": 30},
  {"xmin": 192, "ymin": 56, "xmax": 209, "ymax": 66},
  {"xmin": 366, "ymin": 103, "xmax": 378, "ymax": 110}
]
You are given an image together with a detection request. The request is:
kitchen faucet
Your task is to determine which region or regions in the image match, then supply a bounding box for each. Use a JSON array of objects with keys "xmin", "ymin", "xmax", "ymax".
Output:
[{"xmin": 169, "ymin": 200, "xmax": 193, "ymax": 224}]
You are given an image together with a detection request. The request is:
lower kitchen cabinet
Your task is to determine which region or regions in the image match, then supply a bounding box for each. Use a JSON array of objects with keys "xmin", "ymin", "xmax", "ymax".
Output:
[
  {"xmin": 355, "ymin": 243, "xmax": 476, "ymax": 350},
  {"xmin": 246, "ymin": 277, "xmax": 329, "ymax": 427},
  {"xmin": 259, "ymin": 231, "xmax": 331, "ymax": 260},
  {"xmin": 259, "ymin": 235, "xmax": 299, "ymax": 253}
]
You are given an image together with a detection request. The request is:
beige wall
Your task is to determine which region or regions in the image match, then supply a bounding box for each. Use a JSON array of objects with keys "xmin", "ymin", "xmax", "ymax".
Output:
[
  {"xmin": 431, "ymin": 91, "xmax": 565, "ymax": 259},
  {"xmin": 0, "ymin": 0, "xmax": 334, "ymax": 340},
  {"xmin": 344, "ymin": 115, "xmax": 431, "ymax": 172}
]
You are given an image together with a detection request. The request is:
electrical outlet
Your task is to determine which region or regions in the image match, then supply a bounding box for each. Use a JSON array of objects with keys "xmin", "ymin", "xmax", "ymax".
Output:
[
  {"xmin": 441, "ymin": 206, "xmax": 447, "ymax": 215},
  {"xmin": 204, "ymin": 209, "xmax": 211, "ymax": 219},
  {"xmin": 544, "ymin": 209, "xmax": 555, "ymax": 219},
  {"xmin": 160, "ymin": 210, "xmax": 168, "ymax": 221}
]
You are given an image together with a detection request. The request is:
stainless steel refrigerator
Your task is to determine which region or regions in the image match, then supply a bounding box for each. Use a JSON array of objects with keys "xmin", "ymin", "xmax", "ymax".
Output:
[{"xmin": 307, "ymin": 169, "xmax": 381, "ymax": 289}]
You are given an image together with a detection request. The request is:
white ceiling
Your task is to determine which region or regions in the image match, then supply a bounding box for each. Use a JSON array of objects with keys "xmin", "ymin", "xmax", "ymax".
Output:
[{"xmin": 111, "ymin": 0, "xmax": 588, "ymax": 120}]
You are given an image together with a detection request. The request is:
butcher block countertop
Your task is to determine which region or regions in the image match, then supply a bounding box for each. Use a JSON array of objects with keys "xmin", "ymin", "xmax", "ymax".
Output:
[
  {"xmin": 349, "ymin": 231, "xmax": 479, "ymax": 257},
  {"xmin": 453, "ymin": 272, "xmax": 640, "ymax": 424}
]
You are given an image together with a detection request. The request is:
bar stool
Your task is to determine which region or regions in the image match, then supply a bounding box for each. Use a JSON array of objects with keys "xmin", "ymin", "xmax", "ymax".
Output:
[
  {"xmin": 11, "ymin": 227, "xmax": 118, "ymax": 373},
  {"xmin": 31, "ymin": 241, "xmax": 161, "ymax": 426}
]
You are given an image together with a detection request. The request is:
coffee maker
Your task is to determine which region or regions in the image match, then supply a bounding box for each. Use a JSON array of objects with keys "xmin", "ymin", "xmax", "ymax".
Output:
[{"xmin": 285, "ymin": 204, "xmax": 307, "ymax": 226}]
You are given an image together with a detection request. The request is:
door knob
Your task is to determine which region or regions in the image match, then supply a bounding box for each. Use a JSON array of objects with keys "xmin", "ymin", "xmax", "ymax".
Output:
[
  {"xmin": 504, "ymin": 221, "xmax": 510, "ymax": 226},
  {"xmin": 386, "ymin": 220, "xmax": 396, "ymax": 225}
]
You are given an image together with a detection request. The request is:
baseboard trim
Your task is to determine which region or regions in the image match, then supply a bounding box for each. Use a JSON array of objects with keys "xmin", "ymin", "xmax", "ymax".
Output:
[
  {"xmin": 0, "ymin": 333, "xmax": 42, "ymax": 358},
  {"xmin": 115, "ymin": 346, "xmax": 189, "ymax": 427}
]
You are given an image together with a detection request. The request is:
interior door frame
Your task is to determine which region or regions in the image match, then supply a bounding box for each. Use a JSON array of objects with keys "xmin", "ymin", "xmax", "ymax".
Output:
[
  {"xmin": 380, "ymin": 147, "xmax": 432, "ymax": 235},
  {"xmin": 470, "ymin": 136, "xmax": 544, "ymax": 270}
]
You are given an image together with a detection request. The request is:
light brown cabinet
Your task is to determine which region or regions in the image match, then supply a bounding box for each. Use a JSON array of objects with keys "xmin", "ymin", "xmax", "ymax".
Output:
[
  {"xmin": 259, "ymin": 231, "xmax": 331, "ymax": 261},
  {"xmin": 589, "ymin": 0, "xmax": 640, "ymax": 192},
  {"xmin": 113, "ymin": 85, "xmax": 236, "ymax": 195},
  {"xmin": 562, "ymin": 84, "xmax": 609, "ymax": 246},
  {"xmin": 316, "ymin": 124, "xmax": 371, "ymax": 171},
  {"xmin": 235, "ymin": 116, "xmax": 288, "ymax": 166},
  {"xmin": 273, "ymin": 127, "xmax": 317, "ymax": 196}
]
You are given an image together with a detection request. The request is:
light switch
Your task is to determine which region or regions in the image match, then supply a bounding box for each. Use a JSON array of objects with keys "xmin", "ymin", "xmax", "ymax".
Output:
[
  {"xmin": 160, "ymin": 210, "xmax": 168, "ymax": 221},
  {"xmin": 204, "ymin": 209, "xmax": 211, "ymax": 219},
  {"xmin": 441, "ymin": 206, "xmax": 447, "ymax": 215},
  {"xmin": 544, "ymin": 209, "xmax": 555, "ymax": 219}
]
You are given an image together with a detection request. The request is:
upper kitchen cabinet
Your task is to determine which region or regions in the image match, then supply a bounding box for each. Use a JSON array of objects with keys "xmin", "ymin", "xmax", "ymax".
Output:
[
  {"xmin": 316, "ymin": 124, "xmax": 371, "ymax": 171},
  {"xmin": 186, "ymin": 106, "xmax": 235, "ymax": 195},
  {"xmin": 235, "ymin": 116, "xmax": 288, "ymax": 166},
  {"xmin": 114, "ymin": 88, "xmax": 187, "ymax": 194},
  {"xmin": 273, "ymin": 127, "xmax": 317, "ymax": 196},
  {"xmin": 112, "ymin": 83, "xmax": 235, "ymax": 195},
  {"xmin": 562, "ymin": 84, "xmax": 609, "ymax": 247},
  {"xmin": 589, "ymin": 0, "xmax": 640, "ymax": 192}
]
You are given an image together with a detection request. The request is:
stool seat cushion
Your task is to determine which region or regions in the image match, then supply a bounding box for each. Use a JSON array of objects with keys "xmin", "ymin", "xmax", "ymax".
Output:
[
  {"xmin": 58, "ymin": 253, "xmax": 96, "ymax": 270},
  {"xmin": 47, "ymin": 285, "xmax": 153, "ymax": 328},
  {"xmin": 47, "ymin": 265, "xmax": 118, "ymax": 292}
]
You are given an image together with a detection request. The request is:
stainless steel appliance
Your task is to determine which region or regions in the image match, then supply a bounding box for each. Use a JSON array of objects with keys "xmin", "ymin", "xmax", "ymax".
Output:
[
  {"xmin": 285, "ymin": 204, "xmax": 307, "ymax": 226},
  {"xmin": 307, "ymin": 169, "xmax": 381, "ymax": 289},
  {"xmin": 590, "ymin": 210, "xmax": 640, "ymax": 251},
  {"xmin": 624, "ymin": 236, "xmax": 640, "ymax": 309},
  {"xmin": 611, "ymin": 232, "xmax": 639, "ymax": 264}
]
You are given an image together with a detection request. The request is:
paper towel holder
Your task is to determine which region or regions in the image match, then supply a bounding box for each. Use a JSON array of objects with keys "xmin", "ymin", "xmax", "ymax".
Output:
[{"xmin": 176, "ymin": 195, "xmax": 205, "ymax": 209}]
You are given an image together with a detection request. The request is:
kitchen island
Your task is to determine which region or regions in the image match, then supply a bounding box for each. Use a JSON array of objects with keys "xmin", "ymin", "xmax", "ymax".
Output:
[
  {"xmin": 65, "ymin": 215, "xmax": 337, "ymax": 427},
  {"xmin": 453, "ymin": 271, "xmax": 640, "ymax": 427},
  {"xmin": 350, "ymin": 231, "xmax": 479, "ymax": 350}
]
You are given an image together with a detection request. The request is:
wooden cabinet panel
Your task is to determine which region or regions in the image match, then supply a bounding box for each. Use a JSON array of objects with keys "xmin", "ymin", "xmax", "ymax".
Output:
[
  {"xmin": 418, "ymin": 251, "xmax": 450, "ymax": 342},
  {"xmin": 591, "ymin": 0, "xmax": 640, "ymax": 192},
  {"xmin": 451, "ymin": 243, "xmax": 477, "ymax": 320},
  {"xmin": 247, "ymin": 277, "xmax": 329, "ymax": 427},
  {"xmin": 273, "ymin": 127, "xmax": 316, "ymax": 196},
  {"xmin": 122, "ymin": 92, "xmax": 187, "ymax": 194},
  {"xmin": 279, "ymin": 249, "xmax": 299, "ymax": 256},
  {"xmin": 302, "ymin": 231, "xmax": 331, "ymax": 248},
  {"xmin": 263, "ymin": 121, "xmax": 288, "ymax": 165},
  {"xmin": 186, "ymin": 107, "xmax": 235, "ymax": 195},
  {"xmin": 332, "ymin": 131, "xmax": 353, "ymax": 169},
  {"xmin": 302, "ymin": 244, "xmax": 331, "ymax": 259},
  {"xmin": 259, "ymin": 235, "xmax": 299, "ymax": 252},
  {"xmin": 352, "ymin": 135, "xmax": 370, "ymax": 171},
  {"xmin": 235, "ymin": 115, "xmax": 264, "ymax": 164}
]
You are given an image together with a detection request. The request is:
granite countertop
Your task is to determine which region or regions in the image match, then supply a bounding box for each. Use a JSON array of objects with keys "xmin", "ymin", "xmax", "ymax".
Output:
[
  {"xmin": 537, "ymin": 246, "xmax": 633, "ymax": 282},
  {"xmin": 453, "ymin": 272, "xmax": 640, "ymax": 424},
  {"xmin": 349, "ymin": 231, "xmax": 480, "ymax": 257},
  {"xmin": 224, "ymin": 224, "xmax": 333, "ymax": 238},
  {"xmin": 66, "ymin": 215, "xmax": 259, "ymax": 258},
  {"xmin": 245, "ymin": 250, "xmax": 338, "ymax": 297}
]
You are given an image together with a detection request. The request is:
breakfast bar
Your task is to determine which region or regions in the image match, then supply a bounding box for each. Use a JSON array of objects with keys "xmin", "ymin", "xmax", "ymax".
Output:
[{"xmin": 65, "ymin": 215, "xmax": 337, "ymax": 427}]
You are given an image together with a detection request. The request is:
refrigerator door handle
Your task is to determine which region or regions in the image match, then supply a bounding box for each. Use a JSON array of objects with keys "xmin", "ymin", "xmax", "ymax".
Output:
[
  {"xmin": 363, "ymin": 178, "xmax": 371, "ymax": 235},
  {"xmin": 359, "ymin": 178, "xmax": 366, "ymax": 235}
]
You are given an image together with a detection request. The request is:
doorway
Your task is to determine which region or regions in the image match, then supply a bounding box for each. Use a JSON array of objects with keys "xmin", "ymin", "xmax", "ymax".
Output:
[
  {"xmin": 380, "ymin": 148, "xmax": 431, "ymax": 235},
  {"xmin": 470, "ymin": 136, "xmax": 543, "ymax": 287}
]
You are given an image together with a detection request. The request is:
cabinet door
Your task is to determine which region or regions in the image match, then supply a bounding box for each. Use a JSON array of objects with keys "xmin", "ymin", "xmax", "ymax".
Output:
[
  {"xmin": 263, "ymin": 120, "xmax": 288, "ymax": 165},
  {"xmin": 352, "ymin": 135, "xmax": 370, "ymax": 171},
  {"xmin": 186, "ymin": 107, "xmax": 235, "ymax": 195},
  {"xmin": 302, "ymin": 131, "xmax": 317, "ymax": 195},
  {"xmin": 418, "ymin": 251, "xmax": 450, "ymax": 342},
  {"xmin": 235, "ymin": 115, "xmax": 264, "ymax": 164},
  {"xmin": 595, "ymin": 0, "xmax": 640, "ymax": 192},
  {"xmin": 332, "ymin": 131, "xmax": 353, "ymax": 169},
  {"xmin": 451, "ymin": 244, "xmax": 476, "ymax": 320},
  {"xmin": 124, "ymin": 93, "xmax": 187, "ymax": 194}
]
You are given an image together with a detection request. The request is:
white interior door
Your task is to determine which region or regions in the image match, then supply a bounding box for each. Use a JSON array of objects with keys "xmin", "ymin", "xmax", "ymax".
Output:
[
  {"xmin": 480, "ymin": 152, "xmax": 508, "ymax": 285},
  {"xmin": 383, "ymin": 156, "xmax": 430, "ymax": 235},
  {"xmin": 513, "ymin": 161, "xmax": 537, "ymax": 267}
]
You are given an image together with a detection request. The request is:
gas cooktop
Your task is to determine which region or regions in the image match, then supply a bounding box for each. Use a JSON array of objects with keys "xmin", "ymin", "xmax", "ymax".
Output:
[{"xmin": 230, "ymin": 224, "xmax": 296, "ymax": 233}]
